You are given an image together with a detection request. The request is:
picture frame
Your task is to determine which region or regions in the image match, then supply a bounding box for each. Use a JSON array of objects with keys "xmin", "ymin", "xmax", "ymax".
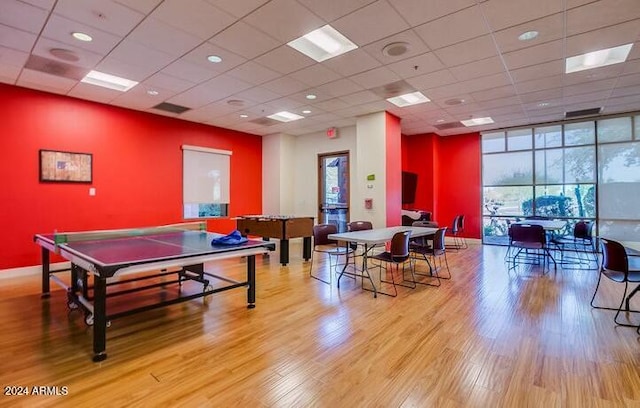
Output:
[{"xmin": 39, "ymin": 149, "xmax": 93, "ymax": 183}]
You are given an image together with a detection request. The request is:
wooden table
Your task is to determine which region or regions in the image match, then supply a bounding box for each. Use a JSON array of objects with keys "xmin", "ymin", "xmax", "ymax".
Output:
[{"xmin": 237, "ymin": 216, "xmax": 313, "ymax": 266}]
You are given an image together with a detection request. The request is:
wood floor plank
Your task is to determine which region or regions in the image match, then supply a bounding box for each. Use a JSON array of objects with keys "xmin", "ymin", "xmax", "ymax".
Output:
[{"xmin": 2, "ymin": 242, "xmax": 640, "ymax": 407}]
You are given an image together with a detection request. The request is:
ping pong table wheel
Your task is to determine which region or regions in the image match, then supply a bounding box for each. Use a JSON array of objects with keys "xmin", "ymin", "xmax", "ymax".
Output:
[
  {"xmin": 85, "ymin": 314, "xmax": 94, "ymax": 326},
  {"xmin": 203, "ymin": 285, "xmax": 214, "ymax": 305},
  {"xmin": 66, "ymin": 292, "xmax": 79, "ymax": 310}
]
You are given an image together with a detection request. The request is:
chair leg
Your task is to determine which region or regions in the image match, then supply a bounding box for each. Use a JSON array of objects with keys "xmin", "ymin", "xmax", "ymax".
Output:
[
  {"xmin": 377, "ymin": 262, "xmax": 398, "ymax": 297},
  {"xmin": 591, "ymin": 277, "xmax": 640, "ymax": 327},
  {"xmin": 411, "ymin": 253, "xmax": 441, "ymax": 286}
]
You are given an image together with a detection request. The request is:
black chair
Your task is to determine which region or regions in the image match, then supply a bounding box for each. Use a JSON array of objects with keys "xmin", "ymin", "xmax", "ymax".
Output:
[
  {"xmin": 551, "ymin": 221, "xmax": 597, "ymax": 267},
  {"xmin": 446, "ymin": 215, "xmax": 464, "ymax": 250},
  {"xmin": 370, "ymin": 230, "xmax": 414, "ymax": 296},
  {"xmin": 347, "ymin": 220, "xmax": 374, "ymax": 269},
  {"xmin": 507, "ymin": 224, "xmax": 556, "ymax": 272},
  {"xmin": 309, "ymin": 224, "xmax": 354, "ymax": 285},
  {"xmin": 410, "ymin": 226, "xmax": 449, "ymax": 284},
  {"xmin": 591, "ymin": 238, "xmax": 640, "ymax": 328}
]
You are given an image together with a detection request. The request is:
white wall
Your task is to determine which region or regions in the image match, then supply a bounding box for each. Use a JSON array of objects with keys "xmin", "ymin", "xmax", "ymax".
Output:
[
  {"xmin": 262, "ymin": 133, "xmax": 295, "ymax": 215},
  {"xmin": 291, "ymin": 126, "xmax": 357, "ymax": 221},
  {"xmin": 355, "ymin": 112, "xmax": 387, "ymax": 227}
]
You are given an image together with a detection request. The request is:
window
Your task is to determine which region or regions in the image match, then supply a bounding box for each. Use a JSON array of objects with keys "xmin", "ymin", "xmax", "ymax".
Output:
[{"xmin": 182, "ymin": 145, "xmax": 230, "ymax": 219}]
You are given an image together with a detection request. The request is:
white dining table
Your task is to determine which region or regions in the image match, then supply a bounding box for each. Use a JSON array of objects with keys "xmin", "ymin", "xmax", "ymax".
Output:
[
  {"xmin": 513, "ymin": 219, "xmax": 566, "ymax": 231},
  {"xmin": 328, "ymin": 226, "xmax": 438, "ymax": 297}
]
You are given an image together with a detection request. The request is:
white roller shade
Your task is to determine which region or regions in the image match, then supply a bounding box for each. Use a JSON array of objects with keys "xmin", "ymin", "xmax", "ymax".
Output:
[{"xmin": 183, "ymin": 145, "xmax": 231, "ymax": 204}]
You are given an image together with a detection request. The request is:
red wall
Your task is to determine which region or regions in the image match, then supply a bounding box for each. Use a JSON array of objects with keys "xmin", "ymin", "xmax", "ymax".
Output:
[
  {"xmin": 402, "ymin": 132, "xmax": 481, "ymax": 239},
  {"xmin": 0, "ymin": 84, "xmax": 262, "ymax": 270}
]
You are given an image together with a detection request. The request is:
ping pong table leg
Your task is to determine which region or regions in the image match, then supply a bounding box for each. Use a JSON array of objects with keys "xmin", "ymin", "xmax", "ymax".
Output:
[
  {"xmin": 92, "ymin": 277, "xmax": 108, "ymax": 362},
  {"xmin": 247, "ymin": 255, "xmax": 256, "ymax": 309},
  {"xmin": 41, "ymin": 247, "xmax": 50, "ymax": 298}
]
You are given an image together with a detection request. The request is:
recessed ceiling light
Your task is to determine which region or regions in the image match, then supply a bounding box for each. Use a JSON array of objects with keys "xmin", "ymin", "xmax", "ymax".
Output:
[
  {"xmin": 240, "ymin": 114, "xmax": 248, "ymax": 118},
  {"xmin": 81, "ymin": 70, "xmax": 138, "ymax": 92},
  {"xmin": 207, "ymin": 55, "xmax": 223, "ymax": 63},
  {"xmin": 536, "ymin": 102, "xmax": 550, "ymax": 107},
  {"xmin": 518, "ymin": 31, "xmax": 539, "ymax": 41},
  {"xmin": 287, "ymin": 24, "xmax": 358, "ymax": 62},
  {"xmin": 461, "ymin": 117, "xmax": 494, "ymax": 127},
  {"xmin": 565, "ymin": 43, "xmax": 633, "ymax": 74},
  {"xmin": 72, "ymin": 32, "xmax": 93, "ymax": 42},
  {"xmin": 147, "ymin": 90, "xmax": 159, "ymax": 96},
  {"xmin": 302, "ymin": 110, "xmax": 311, "ymax": 114},
  {"xmin": 267, "ymin": 111, "xmax": 305, "ymax": 122},
  {"xmin": 386, "ymin": 91, "xmax": 430, "ymax": 107},
  {"xmin": 436, "ymin": 119, "xmax": 445, "ymax": 123},
  {"xmin": 306, "ymin": 94, "xmax": 317, "ymax": 100}
]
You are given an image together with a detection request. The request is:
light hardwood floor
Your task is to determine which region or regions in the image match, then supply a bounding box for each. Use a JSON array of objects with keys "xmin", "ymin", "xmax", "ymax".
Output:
[{"xmin": 1, "ymin": 243, "xmax": 640, "ymax": 407}]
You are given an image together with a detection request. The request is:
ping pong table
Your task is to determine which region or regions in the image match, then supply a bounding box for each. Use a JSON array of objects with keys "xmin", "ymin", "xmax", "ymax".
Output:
[{"xmin": 34, "ymin": 222, "xmax": 275, "ymax": 362}]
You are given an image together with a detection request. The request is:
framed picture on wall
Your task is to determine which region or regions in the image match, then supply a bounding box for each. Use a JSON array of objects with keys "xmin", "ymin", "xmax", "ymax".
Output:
[{"xmin": 39, "ymin": 149, "xmax": 92, "ymax": 183}]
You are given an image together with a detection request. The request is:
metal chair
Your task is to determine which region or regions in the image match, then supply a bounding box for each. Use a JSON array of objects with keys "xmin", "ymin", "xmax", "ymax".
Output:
[
  {"xmin": 309, "ymin": 224, "xmax": 354, "ymax": 285},
  {"xmin": 446, "ymin": 215, "xmax": 466, "ymax": 250},
  {"xmin": 347, "ymin": 220, "xmax": 373, "ymax": 271},
  {"xmin": 507, "ymin": 223, "xmax": 556, "ymax": 272},
  {"xmin": 591, "ymin": 238, "xmax": 640, "ymax": 328},
  {"xmin": 410, "ymin": 226, "xmax": 449, "ymax": 284},
  {"xmin": 370, "ymin": 230, "xmax": 414, "ymax": 296},
  {"xmin": 551, "ymin": 221, "xmax": 597, "ymax": 268}
]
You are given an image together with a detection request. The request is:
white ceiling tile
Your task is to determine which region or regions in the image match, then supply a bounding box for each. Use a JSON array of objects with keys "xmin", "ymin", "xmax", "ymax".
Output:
[
  {"xmin": 457, "ymin": 72, "xmax": 512, "ymax": 93},
  {"xmin": 480, "ymin": 0, "xmax": 563, "ymax": 31},
  {"xmin": 338, "ymin": 90, "xmax": 382, "ymax": 105},
  {"xmin": 567, "ymin": 0, "xmax": 640, "ymax": 36},
  {"xmin": 53, "ymin": 0, "xmax": 145, "ymax": 37},
  {"xmin": 0, "ymin": 24, "xmax": 38, "ymax": 52},
  {"xmin": 563, "ymin": 90, "xmax": 611, "ymax": 105},
  {"xmin": 349, "ymin": 66, "xmax": 401, "ymax": 89},
  {"xmin": 232, "ymin": 86, "xmax": 282, "ymax": 104},
  {"xmin": 111, "ymin": 84, "xmax": 176, "ymax": 109},
  {"xmin": 386, "ymin": 52, "xmax": 445, "ymax": 78},
  {"xmin": 510, "ymin": 60, "xmax": 564, "ymax": 83},
  {"xmin": 243, "ymin": 0, "xmax": 324, "ymax": 43},
  {"xmin": 204, "ymin": 0, "xmax": 270, "ymax": 19},
  {"xmin": 144, "ymin": 72, "xmax": 195, "ymax": 93},
  {"xmin": 313, "ymin": 98, "xmax": 352, "ymax": 112},
  {"xmin": 480, "ymin": 96, "xmax": 522, "ymax": 109},
  {"xmin": 113, "ymin": 0, "xmax": 162, "ymax": 14},
  {"xmin": 616, "ymin": 72, "xmax": 640, "ymax": 87},
  {"xmin": 418, "ymin": 83, "xmax": 466, "ymax": 99},
  {"xmin": 563, "ymin": 63, "xmax": 624, "ymax": 85},
  {"xmin": 622, "ymin": 58, "xmax": 640, "ymax": 75},
  {"xmin": 406, "ymin": 69, "xmax": 457, "ymax": 91},
  {"xmin": 254, "ymin": 45, "xmax": 315, "ymax": 75},
  {"xmin": 209, "ymin": 21, "xmax": 280, "ymax": 59},
  {"xmin": 361, "ymin": 29, "xmax": 431, "ymax": 65},
  {"xmin": 610, "ymin": 83, "xmax": 640, "ymax": 98},
  {"xmin": 127, "ymin": 18, "xmax": 202, "ymax": 57},
  {"xmin": 41, "ymin": 15, "xmax": 123, "ymax": 55},
  {"xmin": 492, "ymin": 13, "xmax": 564, "ymax": 54},
  {"xmin": 67, "ymin": 81, "xmax": 121, "ymax": 103},
  {"xmin": 563, "ymin": 78, "xmax": 617, "ymax": 97},
  {"xmin": 107, "ymin": 39, "xmax": 176, "ymax": 74},
  {"xmin": 300, "ymin": 0, "xmax": 378, "ymax": 22},
  {"xmin": 17, "ymin": 68, "xmax": 76, "ymax": 94},
  {"xmin": 264, "ymin": 96, "xmax": 306, "ymax": 111},
  {"xmin": 32, "ymin": 37, "xmax": 104, "ymax": 69},
  {"xmin": 470, "ymin": 84, "xmax": 518, "ymax": 101},
  {"xmin": 0, "ymin": 45, "xmax": 28, "ymax": 69},
  {"xmin": 332, "ymin": 0, "xmax": 409, "ymax": 46},
  {"xmin": 22, "ymin": 0, "xmax": 55, "ymax": 10},
  {"xmin": 322, "ymin": 48, "xmax": 381, "ymax": 76},
  {"xmin": 518, "ymin": 88, "xmax": 563, "ymax": 103},
  {"xmin": 449, "ymin": 56, "xmax": 505, "ymax": 81},
  {"xmin": 502, "ymin": 40, "xmax": 563, "ymax": 70},
  {"xmin": 0, "ymin": 0, "xmax": 49, "ymax": 33},
  {"xmin": 152, "ymin": 0, "xmax": 235, "ymax": 40},
  {"xmin": 315, "ymin": 78, "xmax": 364, "ymax": 98},
  {"xmin": 414, "ymin": 5, "xmax": 488, "ymax": 50},
  {"xmin": 565, "ymin": 20, "xmax": 640, "ymax": 56},
  {"xmin": 181, "ymin": 42, "xmax": 246, "ymax": 75},
  {"xmin": 161, "ymin": 59, "xmax": 218, "ymax": 83},
  {"xmin": 433, "ymin": 35, "xmax": 498, "ymax": 67},
  {"xmin": 96, "ymin": 56, "xmax": 163, "ymax": 82},
  {"xmin": 226, "ymin": 61, "xmax": 281, "ymax": 85},
  {"xmin": 289, "ymin": 64, "xmax": 342, "ymax": 87},
  {"xmin": 262, "ymin": 76, "xmax": 309, "ymax": 96},
  {"xmin": 169, "ymin": 74, "xmax": 252, "ymax": 107},
  {"xmin": 516, "ymin": 75, "xmax": 563, "ymax": 94},
  {"xmin": 388, "ymin": 0, "xmax": 478, "ymax": 27}
]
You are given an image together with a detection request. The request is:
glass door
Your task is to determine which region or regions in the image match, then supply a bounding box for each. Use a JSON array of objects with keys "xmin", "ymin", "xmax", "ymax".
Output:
[{"xmin": 318, "ymin": 151, "xmax": 350, "ymax": 232}]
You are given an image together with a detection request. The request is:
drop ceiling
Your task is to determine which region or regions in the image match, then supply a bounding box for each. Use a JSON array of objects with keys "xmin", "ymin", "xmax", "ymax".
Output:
[{"xmin": 1, "ymin": 0, "xmax": 639, "ymax": 136}]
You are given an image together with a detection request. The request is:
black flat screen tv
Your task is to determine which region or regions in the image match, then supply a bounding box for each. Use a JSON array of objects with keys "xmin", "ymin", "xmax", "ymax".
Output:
[{"xmin": 402, "ymin": 171, "xmax": 418, "ymax": 205}]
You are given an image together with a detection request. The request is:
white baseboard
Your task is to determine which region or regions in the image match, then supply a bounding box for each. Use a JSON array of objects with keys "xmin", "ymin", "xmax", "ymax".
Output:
[{"xmin": 0, "ymin": 261, "xmax": 70, "ymax": 280}]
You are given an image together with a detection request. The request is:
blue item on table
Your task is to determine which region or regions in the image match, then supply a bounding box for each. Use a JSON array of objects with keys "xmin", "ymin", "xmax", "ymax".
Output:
[{"xmin": 211, "ymin": 229, "xmax": 248, "ymax": 246}]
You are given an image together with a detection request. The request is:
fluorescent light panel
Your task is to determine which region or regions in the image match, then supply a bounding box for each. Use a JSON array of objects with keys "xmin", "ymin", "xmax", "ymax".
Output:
[
  {"xmin": 386, "ymin": 91, "xmax": 430, "ymax": 107},
  {"xmin": 565, "ymin": 43, "xmax": 633, "ymax": 74},
  {"xmin": 461, "ymin": 117, "xmax": 494, "ymax": 127},
  {"xmin": 287, "ymin": 25, "xmax": 357, "ymax": 62},
  {"xmin": 267, "ymin": 111, "xmax": 305, "ymax": 122},
  {"xmin": 81, "ymin": 70, "xmax": 138, "ymax": 92}
]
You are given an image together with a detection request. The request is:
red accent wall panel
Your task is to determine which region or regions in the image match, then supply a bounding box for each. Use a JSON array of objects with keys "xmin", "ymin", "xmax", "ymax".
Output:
[
  {"xmin": 385, "ymin": 113, "xmax": 402, "ymax": 226},
  {"xmin": 0, "ymin": 84, "xmax": 262, "ymax": 270},
  {"xmin": 401, "ymin": 131, "xmax": 481, "ymax": 238}
]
